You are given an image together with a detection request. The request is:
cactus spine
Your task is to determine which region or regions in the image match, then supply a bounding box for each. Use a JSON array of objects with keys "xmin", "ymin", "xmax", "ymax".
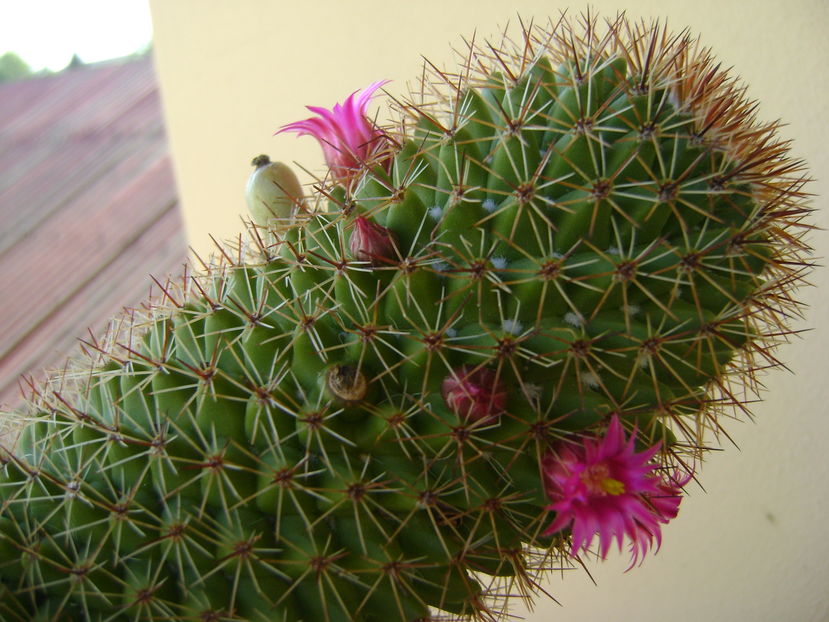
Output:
[{"xmin": 0, "ymin": 13, "xmax": 812, "ymax": 622}]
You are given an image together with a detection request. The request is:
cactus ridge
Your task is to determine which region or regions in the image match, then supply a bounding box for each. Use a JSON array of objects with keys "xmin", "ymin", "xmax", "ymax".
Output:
[{"xmin": 0, "ymin": 12, "xmax": 813, "ymax": 622}]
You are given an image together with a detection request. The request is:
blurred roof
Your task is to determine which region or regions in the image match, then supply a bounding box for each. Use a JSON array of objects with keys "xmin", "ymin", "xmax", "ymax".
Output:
[{"xmin": 0, "ymin": 55, "xmax": 187, "ymax": 408}]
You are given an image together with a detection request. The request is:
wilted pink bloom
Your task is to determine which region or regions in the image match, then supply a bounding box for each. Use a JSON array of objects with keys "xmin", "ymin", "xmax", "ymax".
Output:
[
  {"xmin": 442, "ymin": 366, "xmax": 507, "ymax": 422},
  {"xmin": 349, "ymin": 216, "xmax": 396, "ymax": 264},
  {"xmin": 277, "ymin": 80, "xmax": 390, "ymax": 185},
  {"xmin": 542, "ymin": 415, "xmax": 689, "ymax": 567}
]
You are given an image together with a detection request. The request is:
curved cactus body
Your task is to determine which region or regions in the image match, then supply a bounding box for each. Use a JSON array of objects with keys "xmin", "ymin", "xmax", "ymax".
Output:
[{"xmin": 0, "ymin": 14, "xmax": 811, "ymax": 622}]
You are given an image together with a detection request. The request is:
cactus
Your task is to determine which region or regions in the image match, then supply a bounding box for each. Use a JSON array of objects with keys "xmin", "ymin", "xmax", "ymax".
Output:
[{"xmin": 0, "ymin": 12, "xmax": 813, "ymax": 622}]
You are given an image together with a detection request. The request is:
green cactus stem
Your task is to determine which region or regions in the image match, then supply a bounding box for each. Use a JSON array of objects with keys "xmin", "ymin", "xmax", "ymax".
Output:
[{"xmin": 0, "ymin": 12, "xmax": 813, "ymax": 622}]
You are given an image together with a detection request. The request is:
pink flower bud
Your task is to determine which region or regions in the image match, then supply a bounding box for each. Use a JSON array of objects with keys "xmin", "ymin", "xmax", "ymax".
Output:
[
  {"xmin": 441, "ymin": 366, "xmax": 507, "ymax": 422},
  {"xmin": 349, "ymin": 216, "xmax": 396, "ymax": 264}
]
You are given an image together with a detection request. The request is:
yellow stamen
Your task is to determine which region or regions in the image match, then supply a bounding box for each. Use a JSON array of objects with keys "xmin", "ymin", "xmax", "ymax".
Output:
[
  {"xmin": 600, "ymin": 477, "xmax": 625, "ymax": 496},
  {"xmin": 582, "ymin": 464, "xmax": 626, "ymax": 496}
]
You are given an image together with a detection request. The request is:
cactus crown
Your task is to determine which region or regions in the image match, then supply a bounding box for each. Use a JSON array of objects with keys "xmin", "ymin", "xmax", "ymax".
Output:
[{"xmin": 0, "ymin": 12, "xmax": 812, "ymax": 622}]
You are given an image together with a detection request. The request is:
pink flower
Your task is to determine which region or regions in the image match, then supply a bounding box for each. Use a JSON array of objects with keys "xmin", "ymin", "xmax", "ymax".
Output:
[
  {"xmin": 442, "ymin": 366, "xmax": 507, "ymax": 422},
  {"xmin": 542, "ymin": 416, "xmax": 689, "ymax": 567},
  {"xmin": 277, "ymin": 80, "xmax": 390, "ymax": 186},
  {"xmin": 349, "ymin": 216, "xmax": 396, "ymax": 264}
]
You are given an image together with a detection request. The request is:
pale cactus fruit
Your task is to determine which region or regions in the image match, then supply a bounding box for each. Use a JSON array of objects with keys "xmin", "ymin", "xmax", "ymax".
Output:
[
  {"xmin": 0, "ymin": 13, "xmax": 812, "ymax": 622},
  {"xmin": 245, "ymin": 154, "xmax": 306, "ymax": 231}
]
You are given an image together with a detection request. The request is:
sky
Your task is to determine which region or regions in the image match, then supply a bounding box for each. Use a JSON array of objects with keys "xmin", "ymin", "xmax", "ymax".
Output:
[{"xmin": 0, "ymin": 0, "xmax": 153, "ymax": 72}]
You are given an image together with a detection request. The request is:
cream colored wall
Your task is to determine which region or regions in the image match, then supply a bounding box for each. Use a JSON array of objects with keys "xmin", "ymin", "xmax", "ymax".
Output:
[{"xmin": 148, "ymin": 1, "xmax": 829, "ymax": 620}]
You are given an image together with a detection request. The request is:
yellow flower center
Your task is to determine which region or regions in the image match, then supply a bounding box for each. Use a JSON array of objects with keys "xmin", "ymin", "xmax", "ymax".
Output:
[
  {"xmin": 600, "ymin": 477, "xmax": 626, "ymax": 496},
  {"xmin": 582, "ymin": 464, "xmax": 626, "ymax": 496}
]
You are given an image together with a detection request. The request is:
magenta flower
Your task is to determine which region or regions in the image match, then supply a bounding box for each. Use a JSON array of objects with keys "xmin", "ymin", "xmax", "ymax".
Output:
[
  {"xmin": 542, "ymin": 416, "xmax": 689, "ymax": 567},
  {"xmin": 442, "ymin": 366, "xmax": 507, "ymax": 422},
  {"xmin": 277, "ymin": 80, "xmax": 390, "ymax": 186}
]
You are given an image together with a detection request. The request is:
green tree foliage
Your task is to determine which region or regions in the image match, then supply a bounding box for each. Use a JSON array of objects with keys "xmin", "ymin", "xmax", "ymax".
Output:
[{"xmin": 0, "ymin": 52, "xmax": 32, "ymax": 83}]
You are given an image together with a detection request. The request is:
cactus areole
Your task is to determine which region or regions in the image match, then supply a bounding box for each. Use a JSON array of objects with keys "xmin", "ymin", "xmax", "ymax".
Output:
[{"xmin": 0, "ymin": 13, "xmax": 813, "ymax": 622}]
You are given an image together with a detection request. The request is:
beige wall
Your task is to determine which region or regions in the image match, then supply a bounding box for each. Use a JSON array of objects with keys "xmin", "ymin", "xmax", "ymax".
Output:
[{"xmin": 149, "ymin": 1, "xmax": 829, "ymax": 620}]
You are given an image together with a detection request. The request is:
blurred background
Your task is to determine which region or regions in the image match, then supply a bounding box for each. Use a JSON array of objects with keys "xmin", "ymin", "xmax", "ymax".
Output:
[
  {"xmin": 2, "ymin": 0, "xmax": 828, "ymax": 620},
  {"xmin": 0, "ymin": 1, "xmax": 185, "ymax": 408}
]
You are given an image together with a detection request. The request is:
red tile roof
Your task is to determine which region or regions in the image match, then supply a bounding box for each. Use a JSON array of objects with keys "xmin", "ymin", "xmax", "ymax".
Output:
[{"xmin": 0, "ymin": 56, "xmax": 186, "ymax": 408}]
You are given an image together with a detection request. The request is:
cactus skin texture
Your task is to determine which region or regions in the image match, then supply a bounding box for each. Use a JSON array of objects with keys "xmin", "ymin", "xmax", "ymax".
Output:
[{"xmin": 0, "ymin": 12, "xmax": 813, "ymax": 622}]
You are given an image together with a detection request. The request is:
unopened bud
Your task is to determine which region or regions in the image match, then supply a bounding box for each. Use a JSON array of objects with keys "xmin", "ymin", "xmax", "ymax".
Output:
[
  {"xmin": 349, "ymin": 216, "xmax": 396, "ymax": 264},
  {"xmin": 441, "ymin": 366, "xmax": 507, "ymax": 422}
]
